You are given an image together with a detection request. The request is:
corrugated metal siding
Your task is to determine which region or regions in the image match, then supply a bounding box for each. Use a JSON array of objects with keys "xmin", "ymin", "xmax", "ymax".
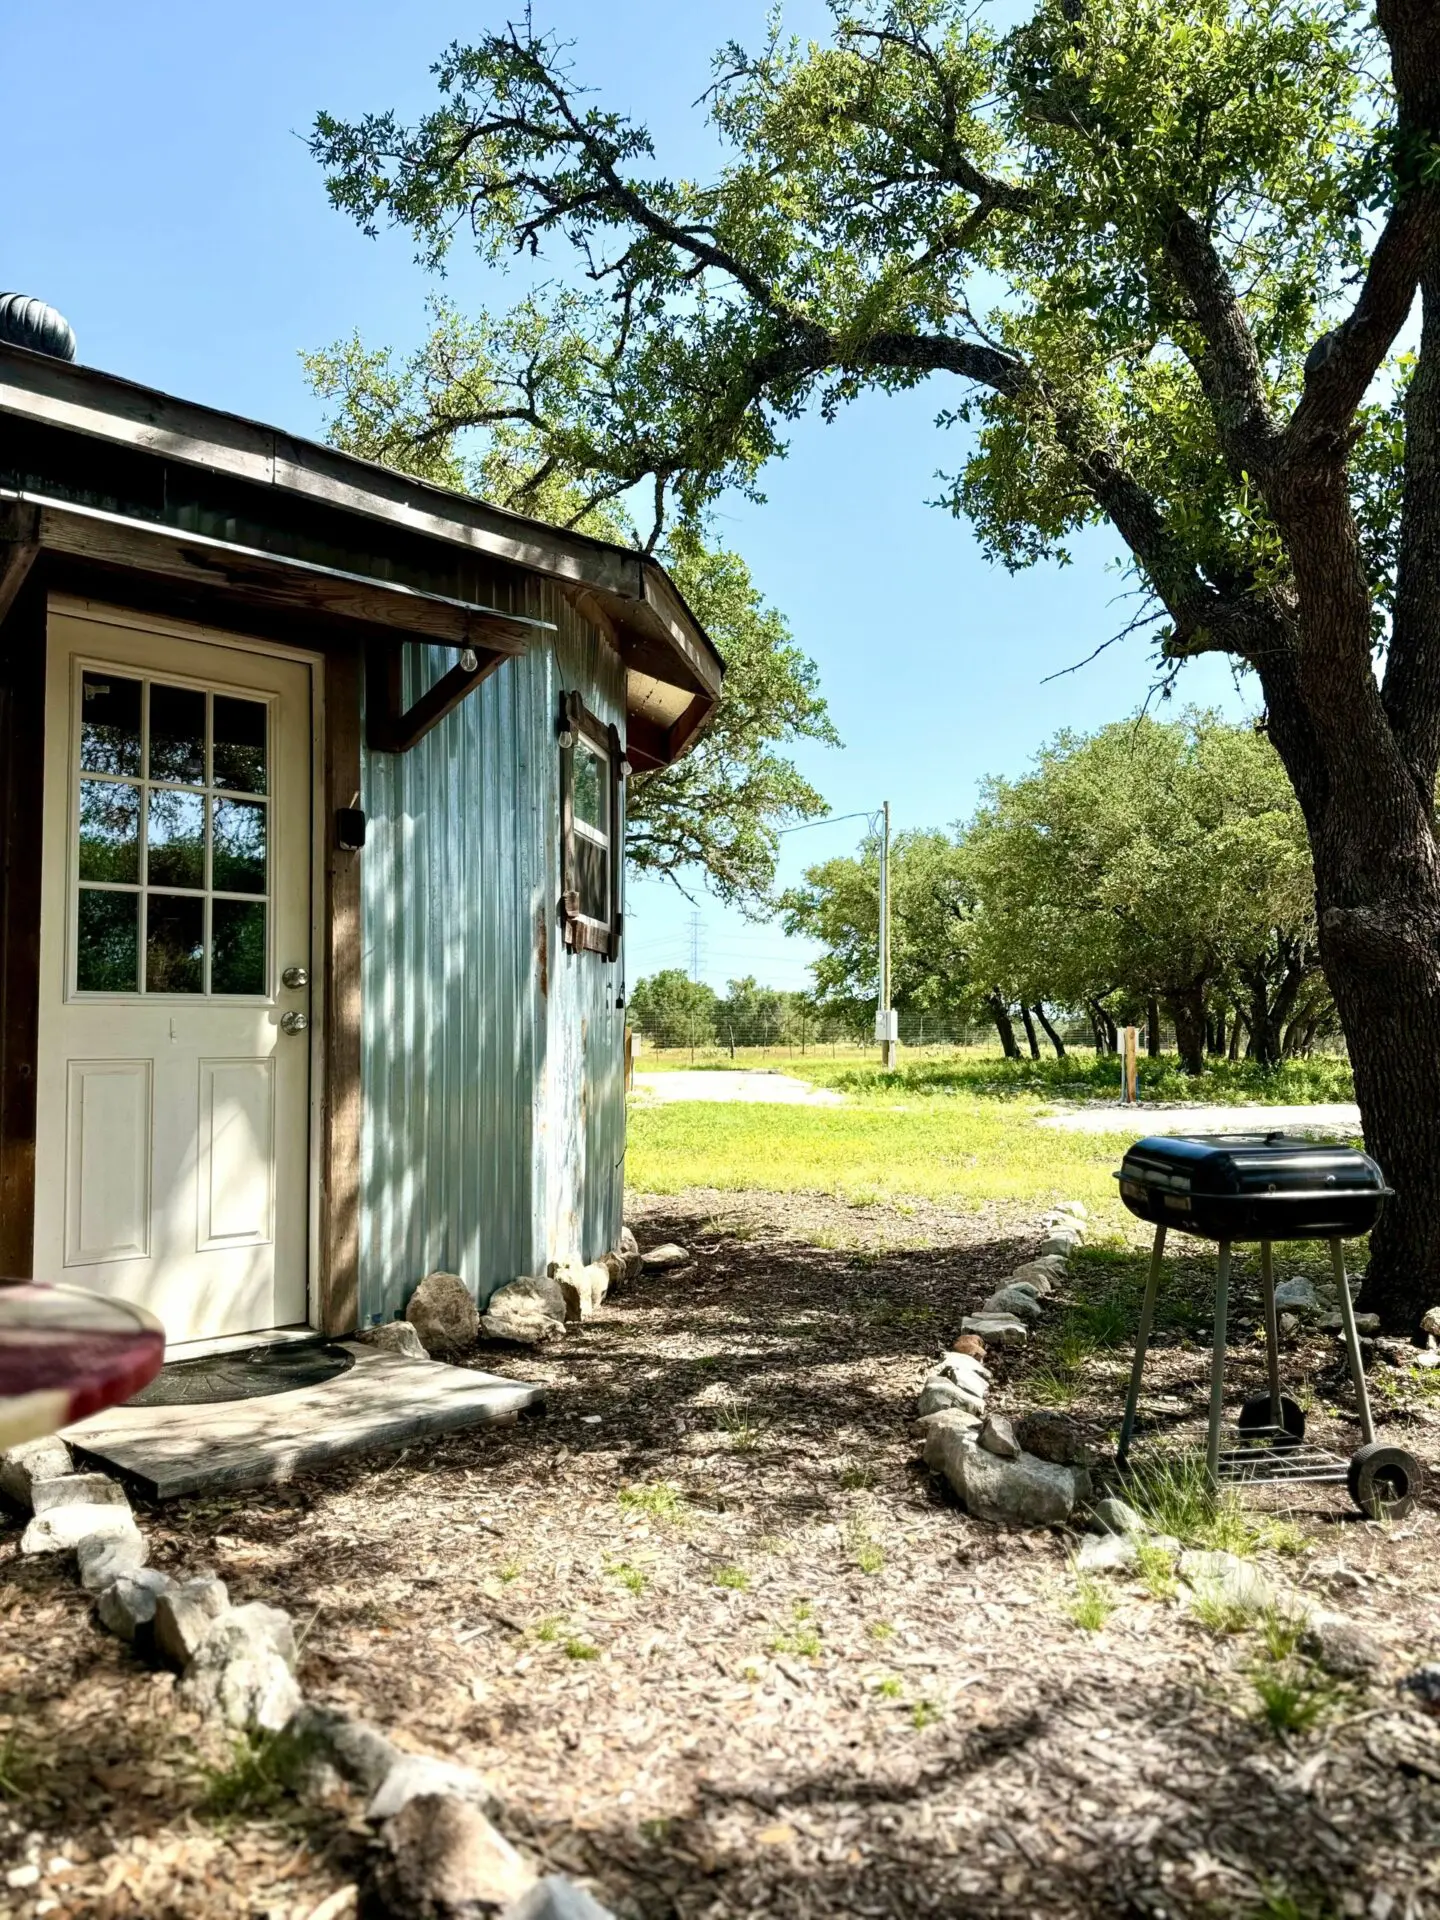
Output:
[{"xmin": 358, "ymin": 579, "xmax": 626, "ymax": 1321}]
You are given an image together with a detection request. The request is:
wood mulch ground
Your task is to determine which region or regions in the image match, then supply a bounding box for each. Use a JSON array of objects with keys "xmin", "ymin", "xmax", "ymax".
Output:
[{"xmin": 3, "ymin": 1188, "xmax": 1440, "ymax": 1920}]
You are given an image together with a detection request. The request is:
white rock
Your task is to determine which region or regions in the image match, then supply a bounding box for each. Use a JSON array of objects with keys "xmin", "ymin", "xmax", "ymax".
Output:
[
  {"xmin": 925, "ymin": 1426, "xmax": 1079, "ymax": 1526},
  {"xmin": 1075, "ymin": 1533, "xmax": 1138, "ymax": 1573},
  {"xmin": 916, "ymin": 1378, "xmax": 986, "ymax": 1419},
  {"xmin": 1420, "ymin": 1306, "xmax": 1440, "ymax": 1339},
  {"xmin": 1177, "ymin": 1549, "xmax": 1275, "ymax": 1618},
  {"xmin": 618, "ymin": 1226, "xmax": 642, "ymax": 1283},
  {"xmin": 21, "ymin": 1503, "xmax": 139, "ymax": 1557},
  {"xmin": 97, "ymin": 1568, "xmax": 174, "ymax": 1641},
  {"xmin": 368, "ymin": 1753, "xmax": 503, "ymax": 1823},
  {"xmin": 978, "ymin": 1414, "xmax": 1020, "ymax": 1460},
  {"xmin": 640, "ymin": 1242, "xmax": 691, "ymax": 1272},
  {"xmin": 933, "ymin": 1351, "xmax": 993, "ymax": 1391},
  {"xmin": 981, "ymin": 1286, "xmax": 1044, "ymax": 1323},
  {"xmin": 1007, "ymin": 1262, "xmax": 1058, "ymax": 1297},
  {"xmin": 31, "ymin": 1472, "xmax": 127, "ymax": 1515},
  {"xmin": 481, "ymin": 1274, "xmax": 567, "ymax": 1345},
  {"xmin": 376, "ymin": 1793, "xmax": 536, "ymax": 1914},
  {"xmin": 357, "ymin": 1321, "xmax": 429, "ymax": 1359},
  {"xmin": 272, "ymin": 1705, "xmax": 401, "ymax": 1797},
  {"xmin": 405, "ymin": 1271, "xmax": 479, "ymax": 1356},
  {"xmin": 960, "ymin": 1313, "xmax": 1028, "ymax": 1348},
  {"xmin": 154, "ymin": 1574, "xmax": 231, "ymax": 1667},
  {"xmin": 77, "ymin": 1528, "xmax": 148, "ymax": 1592},
  {"xmin": 183, "ymin": 1603, "xmax": 301, "ymax": 1733},
  {"xmin": 550, "ymin": 1257, "xmax": 611, "ymax": 1322},
  {"xmin": 504, "ymin": 1876, "xmax": 618, "ymax": 1920},
  {"xmin": 1299, "ymin": 1611, "xmax": 1385, "ymax": 1679},
  {"xmin": 1090, "ymin": 1497, "xmax": 1147, "ymax": 1538},
  {"xmin": 0, "ymin": 1436, "xmax": 73, "ymax": 1510},
  {"xmin": 1274, "ymin": 1277, "xmax": 1318, "ymax": 1313},
  {"xmin": 911, "ymin": 1408, "xmax": 981, "ymax": 1445},
  {"xmin": 1040, "ymin": 1230, "xmax": 1083, "ymax": 1259}
]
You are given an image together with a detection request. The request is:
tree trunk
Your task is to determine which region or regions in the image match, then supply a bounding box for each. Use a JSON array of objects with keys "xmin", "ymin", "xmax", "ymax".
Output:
[
  {"xmin": 987, "ymin": 990, "xmax": 1020, "ymax": 1060},
  {"xmin": 1228, "ymin": 1006, "xmax": 1244, "ymax": 1061},
  {"xmin": 1019, "ymin": 1004, "xmax": 1041, "ymax": 1059},
  {"xmin": 1034, "ymin": 1003, "xmax": 1067, "ymax": 1059},
  {"xmin": 1087, "ymin": 998, "xmax": 1117, "ymax": 1054},
  {"xmin": 1164, "ymin": 984, "xmax": 1207, "ymax": 1075},
  {"xmin": 1146, "ymin": 998, "xmax": 1161, "ymax": 1057}
]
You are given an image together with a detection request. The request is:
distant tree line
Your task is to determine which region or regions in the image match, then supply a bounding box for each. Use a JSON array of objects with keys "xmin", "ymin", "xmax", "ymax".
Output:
[{"xmin": 777, "ymin": 713, "xmax": 1338, "ymax": 1076}]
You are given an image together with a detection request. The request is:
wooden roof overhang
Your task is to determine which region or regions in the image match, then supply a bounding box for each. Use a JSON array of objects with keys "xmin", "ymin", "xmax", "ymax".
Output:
[{"xmin": 0, "ymin": 342, "xmax": 722, "ymax": 764}]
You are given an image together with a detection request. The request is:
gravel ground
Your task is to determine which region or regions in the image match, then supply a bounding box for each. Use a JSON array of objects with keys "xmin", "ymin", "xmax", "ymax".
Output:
[{"xmin": 3, "ymin": 1189, "xmax": 1439, "ymax": 1920}]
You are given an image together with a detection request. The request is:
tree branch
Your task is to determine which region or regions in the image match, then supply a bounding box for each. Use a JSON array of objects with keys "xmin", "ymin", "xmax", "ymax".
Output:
[
  {"xmin": 1162, "ymin": 206, "xmax": 1282, "ymax": 476},
  {"xmin": 1283, "ymin": 190, "xmax": 1437, "ymax": 464}
]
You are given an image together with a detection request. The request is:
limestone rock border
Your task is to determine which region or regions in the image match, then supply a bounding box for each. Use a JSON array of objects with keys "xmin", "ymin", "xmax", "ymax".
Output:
[{"xmin": 2, "ymin": 1435, "xmax": 617, "ymax": 1919}]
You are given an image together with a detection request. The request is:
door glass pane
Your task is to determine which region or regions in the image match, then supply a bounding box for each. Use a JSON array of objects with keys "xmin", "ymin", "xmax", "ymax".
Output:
[
  {"xmin": 77, "ymin": 889, "xmax": 139, "ymax": 992},
  {"xmin": 212, "ymin": 899, "xmax": 266, "ymax": 994},
  {"xmin": 147, "ymin": 788, "xmax": 205, "ymax": 889},
  {"xmin": 149, "ymin": 683, "xmax": 206, "ymax": 785},
  {"xmin": 145, "ymin": 894, "xmax": 204, "ymax": 993},
  {"xmin": 78, "ymin": 780, "xmax": 140, "ymax": 883},
  {"xmin": 572, "ymin": 740, "xmax": 606, "ymax": 833},
  {"xmin": 80, "ymin": 674, "xmax": 142, "ymax": 776},
  {"xmin": 213, "ymin": 696, "xmax": 267, "ymax": 794},
  {"xmin": 213, "ymin": 799, "xmax": 266, "ymax": 894}
]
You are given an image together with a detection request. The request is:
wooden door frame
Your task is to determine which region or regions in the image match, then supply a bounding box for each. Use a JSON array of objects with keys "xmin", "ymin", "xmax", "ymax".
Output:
[{"xmin": 0, "ymin": 568, "xmax": 362, "ymax": 1333}]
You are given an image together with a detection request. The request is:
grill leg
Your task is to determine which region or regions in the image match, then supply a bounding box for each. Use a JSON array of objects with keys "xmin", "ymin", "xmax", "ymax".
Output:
[
  {"xmin": 1207, "ymin": 1241, "xmax": 1232, "ymax": 1487},
  {"xmin": 1118, "ymin": 1224, "xmax": 1166, "ymax": 1468},
  {"xmin": 1260, "ymin": 1239, "xmax": 1282, "ymax": 1428},
  {"xmin": 1329, "ymin": 1235, "xmax": 1376, "ymax": 1447}
]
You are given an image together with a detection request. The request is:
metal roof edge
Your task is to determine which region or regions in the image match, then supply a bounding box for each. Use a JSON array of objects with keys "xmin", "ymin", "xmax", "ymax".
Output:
[{"xmin": 0, "ymin": 340, "xmax": 722, "ymax": 694}]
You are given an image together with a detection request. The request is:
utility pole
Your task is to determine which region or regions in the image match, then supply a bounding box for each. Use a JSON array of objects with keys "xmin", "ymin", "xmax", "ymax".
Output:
[{"xmin": 878, "ymin": 800, "xmax": 897, "ymax": 1071}]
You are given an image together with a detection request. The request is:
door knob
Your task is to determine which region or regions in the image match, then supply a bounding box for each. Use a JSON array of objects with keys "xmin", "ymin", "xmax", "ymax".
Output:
[
  {"xmin": 282, "ymin": 966, "xmax": 310, "ymax": 989},
  {"xmin": 280, "ymin": 1011, "xmax": 310, "ymax": 1035}
]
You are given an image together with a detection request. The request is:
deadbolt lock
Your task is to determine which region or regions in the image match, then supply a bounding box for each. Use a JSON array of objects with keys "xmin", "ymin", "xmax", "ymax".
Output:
[
  {"xmin": 280, "ymin": 1011, "xmax": 310, "ymax": 1035},
  {"xmin": 282, "ymin": 966, "xmax": 310, "ymax": 989}
]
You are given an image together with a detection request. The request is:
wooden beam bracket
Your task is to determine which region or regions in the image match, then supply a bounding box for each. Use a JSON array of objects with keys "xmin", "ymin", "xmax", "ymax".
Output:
[{"xmin": 366, "ymin": 638, "xmax": 510, "ymax": 753}]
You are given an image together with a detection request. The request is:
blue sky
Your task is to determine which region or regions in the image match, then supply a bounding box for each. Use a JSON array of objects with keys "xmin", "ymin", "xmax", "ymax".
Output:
[{"xmin": 3, "ymin": 0, "xmax": 1253, "ymax": 992}]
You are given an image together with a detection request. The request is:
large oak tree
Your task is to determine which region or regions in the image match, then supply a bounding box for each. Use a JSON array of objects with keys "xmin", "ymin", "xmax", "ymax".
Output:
[{"xmin": 313, "ymin": 0, "xmax": 1440, "ymax": 1329}]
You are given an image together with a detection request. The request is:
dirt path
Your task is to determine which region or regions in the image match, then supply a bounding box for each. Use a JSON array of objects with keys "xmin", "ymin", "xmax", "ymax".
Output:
[
  {"xmin": 631, "ymin": 1070, "xmax": 846, "ymax": 1106},
  {"xmin": 3, "ymin": 1191, "xmax": 1439, "ymax": 1919},
  {"xmin": 1038, "ymin": 1101, "xmax": 1362, "ymax": 1135}
]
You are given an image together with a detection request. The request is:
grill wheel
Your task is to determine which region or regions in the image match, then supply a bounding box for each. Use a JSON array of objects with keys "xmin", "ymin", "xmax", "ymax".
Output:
[{"xmin": 1347, "ymin": 1440, "xmax": 1424, "ymax": 1520}]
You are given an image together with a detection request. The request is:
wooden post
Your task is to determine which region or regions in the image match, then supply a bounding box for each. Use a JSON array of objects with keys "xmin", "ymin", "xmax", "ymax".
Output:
[{"xmin": 1120, "ymin": 1025, "xmax": 1140, "ymax": 1106}]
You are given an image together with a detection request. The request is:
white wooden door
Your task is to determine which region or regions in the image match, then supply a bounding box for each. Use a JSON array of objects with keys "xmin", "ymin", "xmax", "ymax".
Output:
[{"xmin": 35, "ymin": 607, "xmax": 316, "ymax": 1345}]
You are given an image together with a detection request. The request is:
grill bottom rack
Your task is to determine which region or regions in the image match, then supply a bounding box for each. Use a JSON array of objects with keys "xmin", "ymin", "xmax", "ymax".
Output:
[{"xmin": 1116, "ymin": 1226, "xmax": 1424, "ymax": 1520}]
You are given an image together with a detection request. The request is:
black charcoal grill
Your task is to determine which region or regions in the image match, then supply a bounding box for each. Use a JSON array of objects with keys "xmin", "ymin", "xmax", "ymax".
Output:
[{"xmin": 1113, "ymin": 1132, "xmax": 1423, "ymax": 1519}]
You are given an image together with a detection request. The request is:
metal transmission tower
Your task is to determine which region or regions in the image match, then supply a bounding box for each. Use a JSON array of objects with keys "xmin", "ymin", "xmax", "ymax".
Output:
[{"xmin": 687, "ymin": 909, "xmax": 706, "ymax": 983}]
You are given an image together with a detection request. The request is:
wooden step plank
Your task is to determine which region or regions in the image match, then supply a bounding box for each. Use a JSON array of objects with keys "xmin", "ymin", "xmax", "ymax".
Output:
[{"xmin": 62, "ymin": 1343, "xmax": 544, "ymax": 1499}]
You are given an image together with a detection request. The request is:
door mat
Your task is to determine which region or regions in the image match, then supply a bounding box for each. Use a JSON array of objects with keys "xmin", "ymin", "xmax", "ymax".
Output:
[{"xmin": 127, "ymin": 1340, "xmax": 355, "ymax": 1407}]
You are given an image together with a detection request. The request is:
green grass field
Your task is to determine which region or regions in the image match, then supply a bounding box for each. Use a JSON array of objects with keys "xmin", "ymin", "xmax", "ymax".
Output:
[
  {"xmin": 626, "ymin": 1043, "xmax": 1355, "ymax": 1214},
  {"xmin": 627, "ymin": 1093, "xmax": 1134, "ymax": 1210}
]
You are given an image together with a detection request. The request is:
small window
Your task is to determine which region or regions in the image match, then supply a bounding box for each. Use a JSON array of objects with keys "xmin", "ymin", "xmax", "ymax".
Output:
[{"xmin": 559, "ymin": 692, "xmax": 622, "ymax": 956}]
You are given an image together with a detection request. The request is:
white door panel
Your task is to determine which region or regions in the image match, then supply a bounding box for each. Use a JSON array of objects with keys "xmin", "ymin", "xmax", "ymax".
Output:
[
  {"xmin": 64, "ymin": 1059, "xmax": 153, "ymax": 1265},
  {"xmin": 36, "ymin": 610, "xmax": 315, "ymax": 1344}
]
